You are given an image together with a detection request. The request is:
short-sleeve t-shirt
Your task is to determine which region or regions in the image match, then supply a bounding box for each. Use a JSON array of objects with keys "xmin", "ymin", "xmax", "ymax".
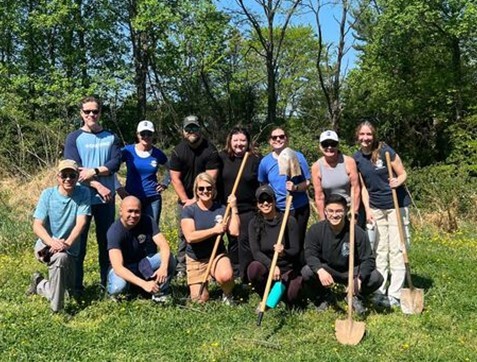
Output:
[
  {"xmin": 353, "ymin": 144, "xmax": 410, "ymax": 210},
  {"xmin": 33, "ymin": 185, "xmax": 91, "ymax": 257},
  {"xmin": 107, "ymin": 215, "xmax": 159, "ymax": 265},
  {"xmin": 169, "ymin": 138, "xmax": 221, "ymax": 200},
  {"xmin": 181, "ymin": 202, "xmax": 226, "ymax": 260},
  {"xmin": 121, "ymin": 144, "xmax": 168, "ymax": 199}
]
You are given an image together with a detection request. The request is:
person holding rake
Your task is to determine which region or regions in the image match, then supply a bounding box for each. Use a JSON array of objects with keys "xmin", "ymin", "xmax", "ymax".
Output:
[{"xmin": 181, "ymin": 173, "xmax": 240, "ymax": 304}]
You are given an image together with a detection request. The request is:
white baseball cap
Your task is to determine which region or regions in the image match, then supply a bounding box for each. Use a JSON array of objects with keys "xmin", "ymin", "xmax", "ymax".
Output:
[
  {"xmin": 137, "ymin": 120, "xmax": 155, "ymax": 133},
  {"xmin": 319, "ymin": 130, "xmax": 339, "ymax": 143}
]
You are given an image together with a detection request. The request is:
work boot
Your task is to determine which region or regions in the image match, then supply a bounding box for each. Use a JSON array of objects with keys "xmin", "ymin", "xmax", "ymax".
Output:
[
  {"xmin": 350, "ymin": 295, "xmax": 367, "ymax": 316},
  {"xmin": 26, "ymin": 272, "xmax": 44, "ymax": 296}
]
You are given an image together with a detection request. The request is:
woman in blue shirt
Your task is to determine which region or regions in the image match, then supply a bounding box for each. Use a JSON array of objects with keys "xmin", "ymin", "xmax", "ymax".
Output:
[{"xmin": 119, "ymin": 120, "xmax": 170, "ymax": 227}]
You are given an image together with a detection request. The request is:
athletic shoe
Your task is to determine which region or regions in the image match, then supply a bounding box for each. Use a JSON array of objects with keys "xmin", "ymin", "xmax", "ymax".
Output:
[
  {"xmin": 221, "ymin": 293, "xmax": 235, "ymax": 306},
  {"xmin": 314, "ymin": 292, "xmax": 335, "ymax": 312},
  {"xmin": 372, "ymin": 293, "xmax": 390, "ymax": 308},
  {"xmin": 388, "ymin": 296, "xmax": 401, "ymax": 308},
  {"xmin": 26, "ymin": 272, "xmax": 44, "ymax": 296},
  {"xmin": 176, "ymin": 270, "xmax": 186, "ymax": 280},
  {"xmin": 152, "ymin": 292, "xmax": 172, "ymax": 304},
  {"xmin": 351, "ymin": 296, "xmax": 367, "ymax": 315}
]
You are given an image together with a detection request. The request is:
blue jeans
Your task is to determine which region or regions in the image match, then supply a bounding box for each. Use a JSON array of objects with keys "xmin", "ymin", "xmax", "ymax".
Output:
[
  {"xmin": 142, "ymin": 195, "xmax": 162, "ymax": 229},
  {"xmin": 107, "ymin": 253, "xmax": 176, "ymax": 295},
  {"xmin": 73, "ymin": 202, "xmax": 115, "ymax": 292}
]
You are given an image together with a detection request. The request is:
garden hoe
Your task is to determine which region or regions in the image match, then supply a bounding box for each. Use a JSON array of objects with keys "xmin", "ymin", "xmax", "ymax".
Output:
[
  {"xmin": 335, "ymin": 186, "xmax": 366, "ymax": 345},
  {"xmin": 257, "ymin": 147, "xmax": 301, "ymax": 326},
  {"xmin": 198, "ymin": 152, "xmax": 250, "ymax": 297},
  {"xmin": 385, "ymin": 152, "xmax": 424, "ymax": 314}
]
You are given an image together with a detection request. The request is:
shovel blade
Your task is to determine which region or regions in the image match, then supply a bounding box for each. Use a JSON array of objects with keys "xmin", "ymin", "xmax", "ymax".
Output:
[
  {"xmin": 400, "ymin": 288, "xmax": 424, "ymax": 314},
  {"xmin": 335, "ymin": 319, "xmax": 366, "ymax": 345}
]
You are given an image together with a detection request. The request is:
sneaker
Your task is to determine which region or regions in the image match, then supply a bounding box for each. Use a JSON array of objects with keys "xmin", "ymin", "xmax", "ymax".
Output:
[
  {"xmin": 351, "ymin": 296, "xmax": 367, "ymax": 315},
  {"xmin": 372, "ymin": 293, "xmax": 390, "ymax": 308},
  {"xmin": 152, "ymin": 292, "xmax": 172, "ymax": 304},
  {"xmin": 314, "ymin": 292, "xmax": 334, "ymax": 312},
  {"xmin": 388, "ymin": 296, "xmax": 401, "ymax": 308},
  {"xmin": 26, "ymin": 272, "xmax": 44, "ymax": 296},
  {"xmin": 176, "ymin": 270, "xmax": 186, "ymax": 280},
  {"xmin": 221, "ymin": 293, "xmax": 235, "ymax": 306}
]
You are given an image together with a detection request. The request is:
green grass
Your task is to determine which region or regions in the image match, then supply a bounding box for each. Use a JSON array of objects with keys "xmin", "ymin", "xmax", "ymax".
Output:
[{"xmin": 1, "ymin": 202, "xmax": 477, "ymax": 360}]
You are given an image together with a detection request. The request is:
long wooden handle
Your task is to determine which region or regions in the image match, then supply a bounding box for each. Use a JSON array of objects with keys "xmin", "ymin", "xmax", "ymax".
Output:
[
  {"xmin": 347, "ymin": 186, "xmax": 356, "ymax": 321},
  {"xmin": 258, "ymin": 194, "xmax": 293, "ymax": 314},
  {"xmin": 198, "ymin": 152, "xmax": 250, "ymax": 293},
  {"xmin": 385, "ymin": 151, "xmax": 414, "ymax": 289}
]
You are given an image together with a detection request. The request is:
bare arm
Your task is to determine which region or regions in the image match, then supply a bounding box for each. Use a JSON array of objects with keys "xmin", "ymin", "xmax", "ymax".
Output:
[
  {"xmin": 33, "ymin": 219, "xmax": 66, "ymax": 252},
  {"xmin": 359, "ymin": 173, "xmax": 374, "ymax": 223},
  {"xmin": 181, "ymin": 218, "xmax": 226, "ymax": 244},
  {"xmin": 311, "ymin": 161, "xmax": 325, "ymax": 220},
  {"xmin": 63, "ymin": 215, "xmax": 88, "ymax": 248},
  {"xmin": 390, "ymin": 154, "xmax": 407, "ymax": 188},
  {"xmin": 170, "ymin": 170, "xmax": 195, "ymax": 206},
  {"xmin": 151, "ymin": 233, "xmax": 171, "ymax": 284}
]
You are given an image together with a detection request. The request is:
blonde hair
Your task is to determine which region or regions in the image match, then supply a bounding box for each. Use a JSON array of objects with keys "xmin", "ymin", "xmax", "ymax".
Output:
[{"xmin": 193, "ymin": 172, "xmax": 217, "ymax": 200}]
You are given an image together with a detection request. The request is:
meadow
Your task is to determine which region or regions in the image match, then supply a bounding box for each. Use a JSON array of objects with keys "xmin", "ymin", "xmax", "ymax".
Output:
[{"xmin": 0, "ymin": 171, "xmax": 476, "ymax": 361}]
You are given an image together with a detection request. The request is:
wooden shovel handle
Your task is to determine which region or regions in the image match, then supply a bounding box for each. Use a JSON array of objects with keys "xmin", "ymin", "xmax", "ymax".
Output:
[
  {"xmin": 198, "ymin": 152, "xmax": 250, "ymax": 295},
  {"xmin": 346, "ymin": 186, "xmax": 356, "ymax": 321}
]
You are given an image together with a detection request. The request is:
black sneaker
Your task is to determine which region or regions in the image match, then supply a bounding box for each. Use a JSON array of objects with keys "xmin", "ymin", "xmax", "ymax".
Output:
[
  {"xmin": 314, "ymin": 292, "xmax": 334, "ymax": 312},
  {"xmin": 351, "ymin": 295, "xmax": 367, "ymax": 316},
  {"xmin": 26, "ymin": 272, "xmax": 44, "ymax": 296}
]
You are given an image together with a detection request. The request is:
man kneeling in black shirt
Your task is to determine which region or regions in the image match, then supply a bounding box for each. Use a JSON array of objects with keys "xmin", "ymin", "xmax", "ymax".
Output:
[{"xmin": 302, "ymin": 194, "xmax": 383, "ymax": 314}]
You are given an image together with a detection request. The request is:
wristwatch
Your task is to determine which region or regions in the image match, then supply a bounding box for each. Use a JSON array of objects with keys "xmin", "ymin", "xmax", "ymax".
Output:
[{"xmin": 94, "ymin": 168, "xmax": 100, "ymax": 176}]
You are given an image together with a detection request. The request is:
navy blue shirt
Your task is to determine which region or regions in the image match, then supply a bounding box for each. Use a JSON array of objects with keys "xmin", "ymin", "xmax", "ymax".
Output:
[
  {"xmin": 107, "ymin": 215, "xmax": 159, "ymax": 265},
  {"xmin": 353, "ymin": 144, "xmax": 410, "ymax": 210}
]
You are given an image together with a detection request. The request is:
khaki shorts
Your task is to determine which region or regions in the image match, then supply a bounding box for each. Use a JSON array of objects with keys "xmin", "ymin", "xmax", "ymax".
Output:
[{"xmin": 186, "ymin": 253, "xmax": 228, "ymax": 285}]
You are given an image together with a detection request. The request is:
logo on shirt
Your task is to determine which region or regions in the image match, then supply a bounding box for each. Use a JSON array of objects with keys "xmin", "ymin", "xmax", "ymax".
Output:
[
  {"xmin": 341, "ymin": 242, "xmax": 350, "ymax": 257},
  {"xmin": 138, "ymin": 234, "xmax": 146, "ymax": 244},
  {"xmin": 375, "ymin": 158, "xmax": 385, "ymax": 170},
  {"xmin": 215, "ymin": 215, "xmax": 223, "ymax": 224},
  {"xmin": 150, "ymin": 160, "xmax": 158, "ymax": 168}
]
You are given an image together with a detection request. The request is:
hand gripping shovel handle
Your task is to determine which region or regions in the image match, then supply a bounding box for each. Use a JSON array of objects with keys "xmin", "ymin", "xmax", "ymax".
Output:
[
  {"xmin": 384, "ymin": 152, "xmax": 414, "ymax": 289},
  {"xmin": 256, "ymin": 194, "xmax": 293, "ymax": 326},
  {"xmin": 198, "ymin": 152, "xmax": 250, "ymax": 297}
]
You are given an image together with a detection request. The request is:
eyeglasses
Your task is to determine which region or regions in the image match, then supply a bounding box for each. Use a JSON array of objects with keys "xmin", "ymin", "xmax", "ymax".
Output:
[
  {"xmin": 325, "ymin": 208, "xmax": 345, "ymax": 216},
  {"xmin": 270, "ymin": 134, "xmax": 286, "ymax": 141},
  {"xmin": 321, "ymin": 140, "xmax": 339, "ymax": 148},
  {"xmin": 197, "ymin": 186, "xmax": 213, "ymax": 192},
  {"xmin": 60, "ymin": 172, "xmax": 78, "ymax": 180},
  {"xmin": 258, "ymin": 196, "xmax": 274, "ymax": 204},
  {"xmin": 184, "ymin": 125, "xmax": 200, "ymax": 133},
  {"xmin": 82, "ymin": 109, "xmax": 100, "ymax": 115},
  {"xmin": 139, "ymin": 131, "xmax": 153, "ymax": 138}
]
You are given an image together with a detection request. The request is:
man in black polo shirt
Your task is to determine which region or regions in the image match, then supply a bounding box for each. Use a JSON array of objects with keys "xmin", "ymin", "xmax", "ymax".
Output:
[
  {"xmin": 302, "ymin": 194, "xmax": 383, "ymax": 314},
  {"xmin": 169, "ymin": 115, "xmax": 221, "ymax": 276}
]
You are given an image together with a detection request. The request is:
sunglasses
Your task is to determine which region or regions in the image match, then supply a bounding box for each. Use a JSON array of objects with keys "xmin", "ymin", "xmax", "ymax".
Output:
[
  {"xmin": 60, "ymin": 172, "xmax": 78, "ymax": 180},
  {"xmin": 184, "ymin": 125, "xmax": 200, "ymax": 133},
  {"xmin": 139, "ymin": 131, "xmax": 153, "ymax": 138},
  {"xmin": 197, "ymin": 186, "xmax": 213, "ymax": 192},
  {"xmin": 82, "ymin": 109, "xmax": 100, "ymax": 115},
  {"xmin": 258, "ymin": 196, "xmax": 274, "ymax": 204},
  {"xmin": 270, "ymin": 134, "xmax": 286, "ymax": 141},
  {"xmin": 321, "ymin": 140, "xmax": 339, "ymax": 148}
]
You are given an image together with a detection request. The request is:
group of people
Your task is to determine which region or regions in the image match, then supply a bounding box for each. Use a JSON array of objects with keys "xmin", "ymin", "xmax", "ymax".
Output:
[{"xmin": 27, "ymin": 96, "xmax": 411, "ymax": 316}]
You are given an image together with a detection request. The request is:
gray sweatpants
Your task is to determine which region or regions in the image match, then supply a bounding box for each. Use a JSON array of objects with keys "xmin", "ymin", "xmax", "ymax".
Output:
[{"xmin": 34, "ymin": 248, "xmax": 74, "ymax": 312}]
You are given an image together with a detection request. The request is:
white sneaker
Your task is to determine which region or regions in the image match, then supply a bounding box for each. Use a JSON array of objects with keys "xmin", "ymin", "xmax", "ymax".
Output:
[
  {"xmin": 152, "ymin": 293, "xmax": 171, "ymax": 304},
  {"xmin": 221, "ymin": 293, "xmax": 235, "ymax": 306},
  {"xmin": 388, "ymin": 296, "xmax": 401, "ymax": 308}
]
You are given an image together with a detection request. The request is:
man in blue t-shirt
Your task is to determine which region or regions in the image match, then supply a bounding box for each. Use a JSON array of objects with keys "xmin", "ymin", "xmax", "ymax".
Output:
[
  {"xmin": 64, "ymin": 96, "xmax": 121, "ymax": 291},
  {"xmin": 27, "ymin": 159, "xmax": 91, "ymax": 312},
  {"xmin": 107, "ymin": 196, "xmax": 176, "ymax": 301}
]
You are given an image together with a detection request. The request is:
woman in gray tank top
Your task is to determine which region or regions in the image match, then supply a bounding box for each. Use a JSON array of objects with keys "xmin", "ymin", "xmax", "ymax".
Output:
[{"xmin": 311, "ymin": 130, "xmax": 360, "ymax": 220}]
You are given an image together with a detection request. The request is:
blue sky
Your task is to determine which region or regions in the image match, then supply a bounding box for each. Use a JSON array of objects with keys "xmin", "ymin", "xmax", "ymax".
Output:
[{"xmin": 216, "ymin": 0, "xmax": 358, "ymax": 70}]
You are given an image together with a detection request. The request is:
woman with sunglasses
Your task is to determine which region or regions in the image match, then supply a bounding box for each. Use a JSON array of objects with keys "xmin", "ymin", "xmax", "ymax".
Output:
[
  {"xmin": 118, "ymin": 120, "xmax": 170, "ymax": 227},
  {"xmin": 311, "ymin": 130, "xmax": 360, "ymax": 220},
  {"xmin": 247, "ymin": 185, "xmax": 302, "ymax": 307},
  {"xmin": 218, "ymin": 126, "xmax": 261, "ymax": 282},
  {"xmin": 181, "ymin": 172, "xmax": 240, "ymax": 304},
  {"xmin": 258, "ymin": 127, "xmax": 311, "ymax": 249},
  {"xmin": 353, "ymin": 121, "xmax": 411, "ymax": 308}
]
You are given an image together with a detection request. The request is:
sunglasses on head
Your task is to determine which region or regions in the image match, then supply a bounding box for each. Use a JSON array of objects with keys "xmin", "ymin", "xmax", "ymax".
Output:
[
  {"xmin": 258, "ymin": 196, "xmax": 274, "ymax": 204},
  {"xmin": 270, "ymin": 134, "xmax": 286, "ymax": 141},
  {"xmin": 82, "ymin": 109, "xmax": 100, "ymax": 115},
  {"xmin": 197, "ymin": 186, "xmax": 213, "ymax": 192},
  {"xmin": 321, "ymin": 140, "xmax": 339, "ymax": 148},
  {"xmin": 60, "ymin": 172, "xmax": 78, "ymax": 180},
  {"xmin": 139, "ymin": 131, "xmax": 153, "ymax": 138},
  {"xmin": 184, "ymin": 125, "xmax": 200, "ymax": 133}
]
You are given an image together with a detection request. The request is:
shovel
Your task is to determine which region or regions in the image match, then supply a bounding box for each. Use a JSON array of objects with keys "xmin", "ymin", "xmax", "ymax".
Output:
[
  {"xmin": 335, "ymin": 186, "xmax": 366, "ymax": 345},
  {"xmin": 257, "ymin": 147, "xmax": 301, "ymax": 326},
  {"xmin": 198, "ymin": 152, "xmax": 250, "ymax": 297},
  {"xmin": 385, "ymin": 152, "xmax": 424, "ymax": 314}
]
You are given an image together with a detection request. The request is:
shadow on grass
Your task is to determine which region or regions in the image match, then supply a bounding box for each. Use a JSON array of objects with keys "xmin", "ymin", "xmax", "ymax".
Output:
[{"xmin": 411, "ymin": 273, "xmax": 433, "ymax": 290}]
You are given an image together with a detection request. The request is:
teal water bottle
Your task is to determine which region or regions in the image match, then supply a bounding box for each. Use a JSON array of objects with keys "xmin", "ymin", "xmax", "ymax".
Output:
[{"xmin": 266, "ymin": 281, "xmax": 286, "ymax": 308}]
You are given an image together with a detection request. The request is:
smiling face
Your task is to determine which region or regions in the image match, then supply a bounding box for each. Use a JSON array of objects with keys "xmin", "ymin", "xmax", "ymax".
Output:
[
  {"xmin": 57, "ymin": 169, "xmax": 78, "ymax": 195},
  {"xmin": 257, "ymin": 193, "xmax": 275, "ymax": 218},
  {"xmin": 324, "ymin": 202, "xmax": 346, "ymax": 228},
  {"xmin": 196, "ymin": 180, "xmax": 214, "ymax": 204},
  {"xmin": 357, "ymin": 124, "xmax": 375, "ymax": 152},
  {"xmin": 269, "ymin": 128, "xmax": 288, "ymax": 153},
  {"xmin": 230, "ymin": 132, "xmax": 248, "ymax": 157},
  {"xmin": 80, "ymin": 101, "xmax": 101, "ymax": 132},
  {"xmin": 137, "ymin": 130, "xmax": 153, "ymax": 148},
  {"xmin": 183, "ymin": 125, "xmax": 201, "ymax": 145},
  {"xmin": 320, "ymin": 139, "xmax": 339, "ymax": 158},
  {"xmin": 120, "ymin": 196, "xmax": 142, "ymax": 229}
]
